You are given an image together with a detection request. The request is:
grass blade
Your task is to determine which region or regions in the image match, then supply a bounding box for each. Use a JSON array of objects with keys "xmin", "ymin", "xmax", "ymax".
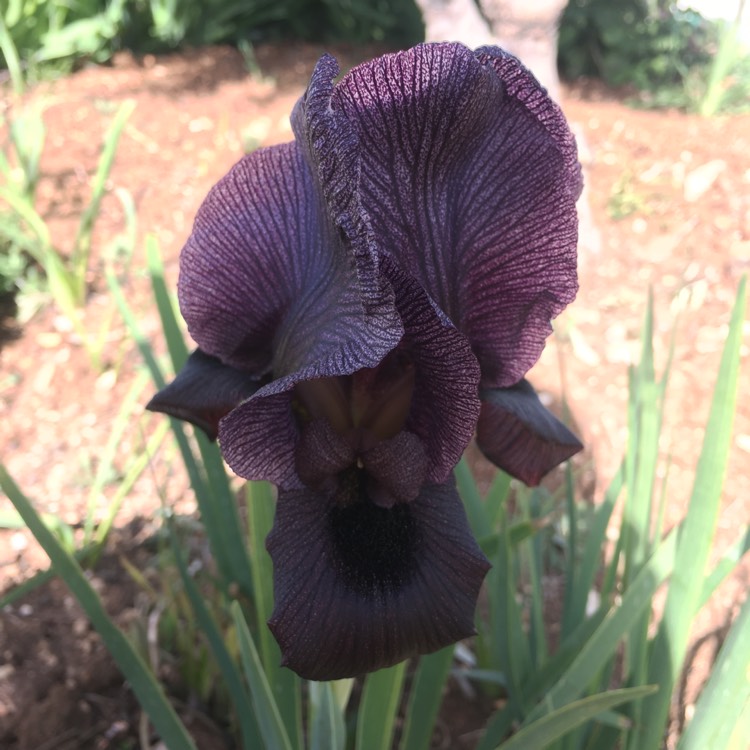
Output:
[
  {"xmin": 475, "ymin": 608, "xmax": 608, "ymax": 750},
  {"xmin": 677, "ymin": 592, "xmax": 750, "ymax": 750},
  {"xmin": 231, "ymin": 601, "xmax": 293, "ymax": 750},
  {"xmin": 309, "ymin": 681, "xmax": 346, "ymax": 750},
  {"xmin": 525, "ymin": 526, "xmax": 678, "ymax": 723},
  {"xmin": 400, "ymin": 646, "xmax": 454, "ymax": 750},
  {"xmin": 640, "ymin": 277, "xmax": 746, "ymax": 747},
  {"xmin": 496, "ymin": 686, "xmax": 657, "ymax": 750},
  {"xmin": 698, "ymin": 525, "xmax": 750, "ymax": 609},
  {"xmin": 246, "ymin": 480, "xmax": 302, "ymax": 748},
  {"xmin": 91, "ymin": 419, "xmax": 170, "ymax": 552},
  {"xmin": 567, "ymin": 461, "xmax": 624, "ymax": 628},
  {"xmin": 146, "ymin": 234, "xmax": 188, "ymax": 370},
  {"xmin": 168, "ymin": 522, "xmax": 261, "ymax": 749},
  {"xmin": 456, "ymin": 457, "xmax": 488, "ymax": 536},
  {"xmin": 486, "ymin": 506, "xmax": 531, "ymax": 715},
  {"xmin": 83, "ymin": 369, "xmax": 150, "ymax": 543},
  {"xmin": 356, "ymin": 662, "xmax": 407, "ymax": 750},
  {"xmin": 0, "ymin": 14, "xmax": 24, "ymax": 94},
  {"xmin": 72, "ymin": 100, "xmax": 135, "ymax": 298},
  {"xmin": 0, "ymin": 465, "xmax": 197, "ymax": 750},
  {"xmin": 484, "ymin": 469, "xmax": 512, "ymax": 529}
]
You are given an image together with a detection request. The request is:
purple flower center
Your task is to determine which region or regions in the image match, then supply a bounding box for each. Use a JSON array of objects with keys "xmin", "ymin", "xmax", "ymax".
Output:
[
  {"xmin": 293, "ymin": 346, "xmax": 428, "ymax": 508},
  {"xmin": 294, "ymin": 346, "xmax": 415, "ymax": 443}
]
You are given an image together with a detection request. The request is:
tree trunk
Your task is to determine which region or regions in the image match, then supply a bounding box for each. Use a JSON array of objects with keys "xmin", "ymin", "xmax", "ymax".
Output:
[{"xmin": 413, "ymin": 0, "xmax": 564, "ymax": 100}]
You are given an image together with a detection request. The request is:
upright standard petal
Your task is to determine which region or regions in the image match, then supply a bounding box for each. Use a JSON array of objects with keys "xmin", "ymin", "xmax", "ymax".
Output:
[
  {"xmin": 383, "ymin": 257, "xmax": 480, "ymax": 483},
  {"xmin": 266, "ymin": 479, "xmax": 490, "ymax": 681},
  {"xmin": 330, "ymin": 42, "xmax": 581, "ymax": 387},
  {"xmin": 178, "ymin": 141, "xmax": 400, "ymax": 381}
]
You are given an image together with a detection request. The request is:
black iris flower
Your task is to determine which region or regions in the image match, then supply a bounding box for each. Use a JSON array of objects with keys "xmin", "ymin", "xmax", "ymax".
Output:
[{"xmin": 148, "ymin": 43, "xmax": 583, "ymax": 681}]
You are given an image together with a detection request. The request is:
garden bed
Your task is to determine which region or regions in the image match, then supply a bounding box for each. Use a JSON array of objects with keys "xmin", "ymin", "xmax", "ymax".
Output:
[{"xmin": 1, "ymin": 42, "xmax": 749, "ymax": 748}]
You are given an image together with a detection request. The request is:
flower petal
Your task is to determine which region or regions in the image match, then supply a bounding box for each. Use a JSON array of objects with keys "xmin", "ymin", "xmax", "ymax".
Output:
[
  {"xmin": 476, "ymin": 380, "xmax": 583, "ymax": 485},
  {"xmin": 385, "ymin": 258, "xmax": 480, "ymax": 483},
  {"xmin": 330, "ymin": 42, "xmax": 581, "ymax": 387},
  {"xmin": 218, "ymin": 258, "xmax": 480, "ymax": 490},
  {"xmin": 266, "ymin": 479, "xmax": 490, "ymax": 680},
  {"xmin": 178, "ymin": 141, "xmax": 400, "ymax": 379},
  {"xmin": 362, "ymin": 430, "xmax": 428, "ymax": 507},
  {"xmin": 291, "ymin": 54, "xmax": 387, "ymax": 314},
  {"xmin": 145, "ymin": 349, "xmax": 258, "ymax": 440},
  {"xmin": 219, "ymin": 390, "xmax": 303, "ymax": 489},
  {"xmin": 295, "ymin": 418, "xmax": 356, "ymax": 487}
]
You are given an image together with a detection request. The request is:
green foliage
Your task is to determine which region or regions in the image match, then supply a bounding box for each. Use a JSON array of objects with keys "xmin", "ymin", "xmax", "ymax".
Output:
[
  {"xmin": 472, "ymin": 279, "xmax": 748, "ymax": 749},
  {"xmin": 559, "ymin": 1, "xmax": 712, "ymax": 89},
  {"xmin": 558, "ymin": 0, "xmax": 750, "ymax": 114},
  {"xmin": 2, "ymin": 231, "xmax": 747, "ymax": 747},
  {"xmin": 1, "ymin": 0, "xmax": 423, "ymax": 81},
  {"xmin": 0, "ymin": 466, "xmax": 199, "ymax": 750},
  {"xmin": 0, "ymin": 105, "xmax": 44, "ymax": 296},
  {"xmin": 0, "ymin": 101, "xmax": 135, "ymax": 365}
]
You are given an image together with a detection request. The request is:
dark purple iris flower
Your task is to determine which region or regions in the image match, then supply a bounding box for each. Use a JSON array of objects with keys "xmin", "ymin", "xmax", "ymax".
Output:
[{"xmin": 148, "ymin": 42, "xmax": 583, "ymax": 681}]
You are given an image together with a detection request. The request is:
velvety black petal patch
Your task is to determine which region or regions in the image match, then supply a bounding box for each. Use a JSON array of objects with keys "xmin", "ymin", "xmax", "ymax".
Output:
[
  {"xmin": 145, "ymin": 349, "xmax": 258, "ymax": 440},
  {"xmin": 476, "ymin": 379, "xmax": 583, "ymax": 485},
  {"xmin": 266, "ymin": 479, "xmax": 490, "ymax": 680},
  {"xmin": 329, "ymin": 500, "xmax": 418, "ymax": 592}
]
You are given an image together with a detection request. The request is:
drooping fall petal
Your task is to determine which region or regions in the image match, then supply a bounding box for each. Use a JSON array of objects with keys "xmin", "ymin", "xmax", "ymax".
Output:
[
  {"xmin": 476, "ymin": 380, "xmax": 582, "ymax": 485},
  {"xmin": 266, "ymin": 478, "xmax": 490, "ymax": 681},
  {"xmin": 145, "ymin": 349, "xmax": 259, "ymax": 440},
  {"xmin": 328, "ymin": 43, "xmax": 581, "ymax": 387}
]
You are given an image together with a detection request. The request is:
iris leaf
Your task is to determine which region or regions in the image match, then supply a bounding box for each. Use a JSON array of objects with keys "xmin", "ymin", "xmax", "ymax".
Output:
[
  {"xmin": 400, "ymin": 646, "xmax": 454, "ymax": 750},
  {"xmin": 309, "ymin": 681, "xmax": 346, "ymax": 750},
  {"xmin": 0, "ymin": 465, "xmax": 197, "ymax": 750},
  {"xmin": 524, "ymin": 526, "xmax": 679, "ymax": 723},
  {"xmin": 677, "ymin": 592, "xmax": 750, "ymax": 750},
  {"xmin": 168, "ymin": 522, "xmax": 262, "ymax": 749},
  {"xmin": 639, "ymin": 276, "xmax": 746, "ymax": 748},
  {"xmin": 246, "ymin": 480, "xmax": 302, "ymax": 748},
  {"xmin": 495, "ymin": 686, "xmax": 657, "ymax": 750},
  {"xmin": 231, "ymin": 601, "xmax": 294, "ymax": 750},
  {"xmin": 356, "ymin": 662, "xmax": 407, "ymax": 750}
]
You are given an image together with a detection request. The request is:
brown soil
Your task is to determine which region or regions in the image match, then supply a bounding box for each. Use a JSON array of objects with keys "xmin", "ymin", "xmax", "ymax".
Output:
[{"xmin": 1, "ymin": 43, "xmax": 748, "ymax": 749}]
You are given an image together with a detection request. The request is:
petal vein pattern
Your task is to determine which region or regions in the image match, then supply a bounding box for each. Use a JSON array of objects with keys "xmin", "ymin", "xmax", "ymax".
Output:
[
  {"xmin": 178, "ymin": 141, "xmax": 400, "ymax": 381},
  {"xmin": 330, "ymin": 43, "xmax": 581, "ymax": 387}
]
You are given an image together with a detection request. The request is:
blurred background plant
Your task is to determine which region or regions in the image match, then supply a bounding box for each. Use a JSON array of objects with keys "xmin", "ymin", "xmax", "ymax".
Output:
[
  {"xmin": 0, "ymin": 99, "xmax": 135, "ymax": 367},
  {"xmin": 0, "ymin": 0, "xmax": 424, "ymax": 90},
  {"xmin": 2, "ymin": 0, "xmax": 747, "ymax": 115},
  {"xmin": 558, "ymin": 0, "xmax": 750, "ymax": 114}
]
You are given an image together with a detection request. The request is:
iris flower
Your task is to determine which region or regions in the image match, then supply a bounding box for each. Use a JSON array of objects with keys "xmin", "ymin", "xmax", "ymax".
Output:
[{"xmin": 148, "ymin": 42, "xmax": 583, "ymax": 681}]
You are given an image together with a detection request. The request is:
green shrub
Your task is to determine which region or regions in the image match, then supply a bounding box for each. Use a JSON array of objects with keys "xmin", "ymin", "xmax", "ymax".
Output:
[
  {"xmin": 1, "ymin": 0, "xmax": 423, "ymax": 80},
  {"xmin": 557, "ymin": 0, "xmax": 750, "ymax": 114},
  {"xmin": 558, "ymin": 0, "xmax": 715, "ymax": 90}
]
